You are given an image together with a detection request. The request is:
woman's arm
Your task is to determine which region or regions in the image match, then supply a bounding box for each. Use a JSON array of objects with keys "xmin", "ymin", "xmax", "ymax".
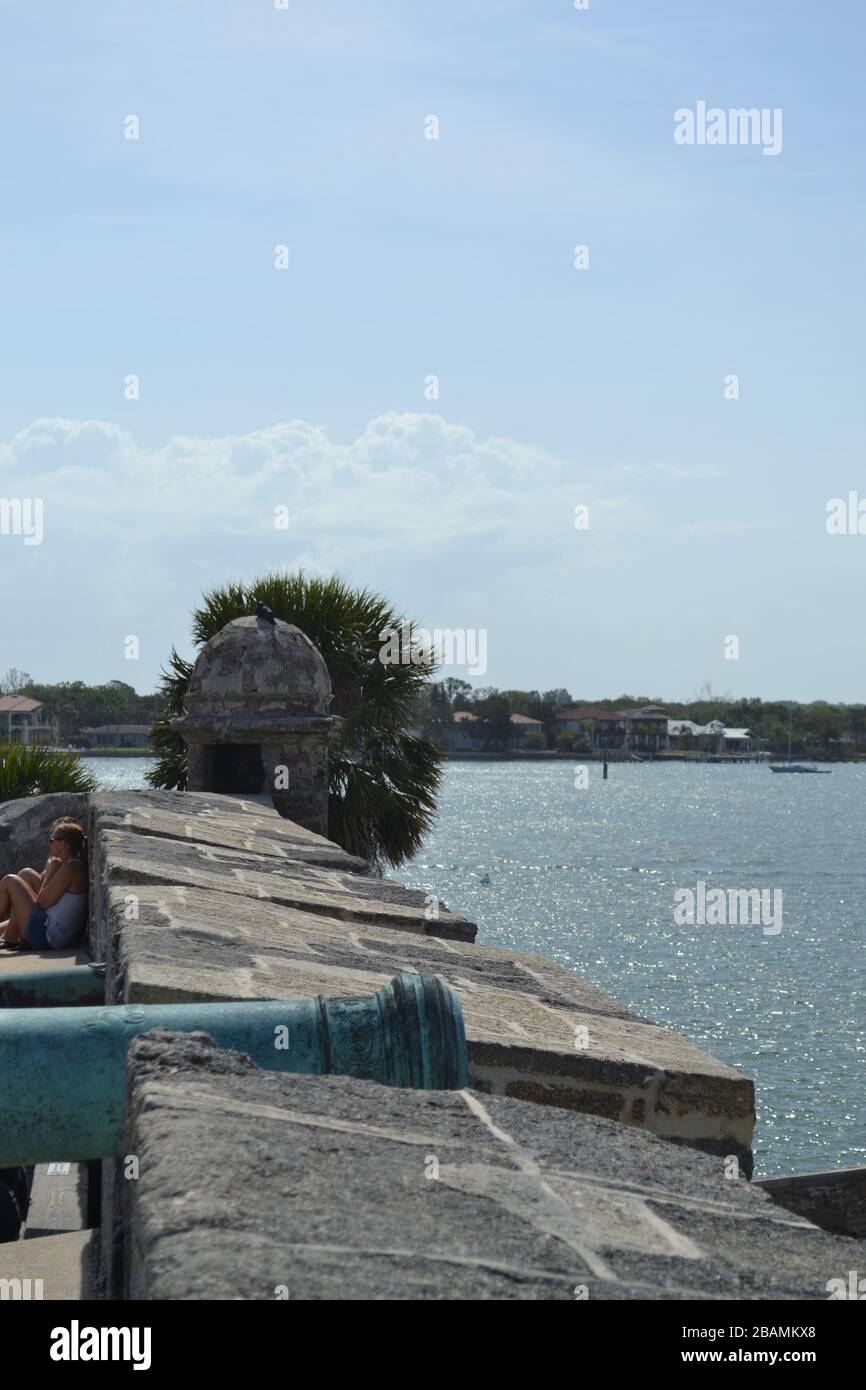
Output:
[
  {"xmin": 36, "ymin": 861, "xmax": 74, "ymax": 908},
  {"xmin": 38, "ymin": 856, "xmax": 60, "ymax": 888}
]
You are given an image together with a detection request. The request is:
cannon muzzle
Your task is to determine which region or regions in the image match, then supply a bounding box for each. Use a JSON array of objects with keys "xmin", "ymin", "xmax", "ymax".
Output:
[{"xmin": 0, "ymin": 971, "xmax": 467, "ymax": 1165}]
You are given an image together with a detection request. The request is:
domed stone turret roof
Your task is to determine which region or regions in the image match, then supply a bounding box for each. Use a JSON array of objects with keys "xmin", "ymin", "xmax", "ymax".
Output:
[
  {"xmin": 170, "ymin": 615, "xmax": 341, "ymax": 830},
  {"xmin": 185, "ymin": 615, "xmax": 333, "ymax": 717}
]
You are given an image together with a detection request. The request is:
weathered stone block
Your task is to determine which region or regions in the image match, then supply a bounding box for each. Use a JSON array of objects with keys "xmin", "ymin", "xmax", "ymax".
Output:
[
  {"xmin": 756, "ymin": 1166, "xmax": 866, "ymax": 1239},
  {"xmin": 121, "ymin": 1031, "xmax": 855, "ymax": 1301}
]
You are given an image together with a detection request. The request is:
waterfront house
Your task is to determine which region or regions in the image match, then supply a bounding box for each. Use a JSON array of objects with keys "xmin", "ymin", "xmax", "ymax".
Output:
[
  {"xmin": 507, "ymin": 713, "xmax": 544, "ymax": 745},
  {"xmin": 667, "ymin": 718, "xmax": 725, "ymax": 753},
  {"xmin": 81, "ymin": 723, "xmax": 153, "ymax": 749},
  {"xmin": 0, "ymin": 695, "xmax": 58, "ymax": 746},
  {"xmin": 439, "ymin": 711, "xmax": 544, "ymax": 752},
  {"xmin": 555, "ymin": 704, "xmax": 627, "ymax": 749},
  {"xmin": 615, "ymin": 706, "xmax": 670, "ymax": 753},
  {"xmin": 556, "ymin": 704, "xmax": 669, "ymax": 752},
  {"xmin": 667, "ymin": 720, "xmax": 759, "ymax": 755},
  {"xmin": 723, "ymin": 727, "xmax": 759, "ymax": 754},
  {"xmin": 448, "ymin": 710, "xmax": 480, "ymax": 751}
]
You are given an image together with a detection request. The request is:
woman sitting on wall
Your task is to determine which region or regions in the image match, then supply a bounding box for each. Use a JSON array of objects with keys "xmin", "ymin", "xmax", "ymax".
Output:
[{"xmin": 0, "ymin": 819, "xmax": 89, "ymax": 951}]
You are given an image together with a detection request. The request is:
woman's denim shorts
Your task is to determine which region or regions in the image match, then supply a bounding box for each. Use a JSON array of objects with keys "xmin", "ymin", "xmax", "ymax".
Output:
[{"xmin": 25, "ymin": 905, "xmax": 51, "ymax": 948}]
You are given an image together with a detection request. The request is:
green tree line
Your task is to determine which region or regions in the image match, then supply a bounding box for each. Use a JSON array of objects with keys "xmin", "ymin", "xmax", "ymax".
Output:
[
  {"xmin": 1, "ymin": 670, "xmax": 160, "ymax": 743},
  {"xmin": 415, "ymin": 683, "xmax": 866, "ymax": 758}
]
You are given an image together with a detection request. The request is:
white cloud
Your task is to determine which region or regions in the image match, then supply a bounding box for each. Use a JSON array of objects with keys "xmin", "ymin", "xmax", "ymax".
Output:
[
  {"xmin": 0, "ymin": 411, "xmax": 656, "ymax": 555},
  {"xmin": 0, "ymin": 411, "xmax": 665, "ymax": 685}
]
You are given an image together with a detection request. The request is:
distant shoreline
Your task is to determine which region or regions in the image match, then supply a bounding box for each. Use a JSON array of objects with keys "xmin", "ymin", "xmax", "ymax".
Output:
[
  {"xmin": 73, "ymin": 749, "xmax": 154, "ymax": 759},
  {"xmin": 442, "ymin": 750, "xmax": 857, "ymax": 763},
  {"xmin": 66, "ymin": 748, "xmax": 861, "ymax": 765}
]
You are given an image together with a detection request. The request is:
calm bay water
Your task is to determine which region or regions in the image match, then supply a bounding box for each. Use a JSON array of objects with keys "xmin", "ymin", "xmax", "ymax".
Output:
[
  {"xmin": 87, "ymin": 758, "xmax": 158, "ymax": 791},
  {"xmin": 94, "ymin": 756, "xmax": 864, "ymax": 1177},
  {"xmin": 392, "ymin": 761, "xmax": 865, "ymax": 1179}
]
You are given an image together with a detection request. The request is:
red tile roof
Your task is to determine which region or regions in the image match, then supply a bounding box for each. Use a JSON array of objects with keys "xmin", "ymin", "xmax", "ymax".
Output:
[
  {"xmin": 452, "ymin": 711, "xmax": 542, "ymax": 726},
  {"xmin": 557, "ymin": 705, "xmax": 623, "ymax": 722},
  {"xmin": 558, "ymin": 704, "xmax": 668, "ymax": 722}
]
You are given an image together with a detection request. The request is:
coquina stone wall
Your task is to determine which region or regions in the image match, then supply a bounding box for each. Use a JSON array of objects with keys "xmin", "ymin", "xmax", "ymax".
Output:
[
  {"xmin": 78, "ymin": 787, "xmax": 761, "ymax": 1294},
  {"xmin": 6, "ymin": 788, "xmax": 828, "ymax": 1299}
]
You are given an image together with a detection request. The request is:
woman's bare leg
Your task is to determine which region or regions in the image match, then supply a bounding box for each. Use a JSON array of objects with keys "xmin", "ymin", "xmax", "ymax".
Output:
[{"xmin": 0, "ymin": 875, "xmax": 38, "ymax": 943}]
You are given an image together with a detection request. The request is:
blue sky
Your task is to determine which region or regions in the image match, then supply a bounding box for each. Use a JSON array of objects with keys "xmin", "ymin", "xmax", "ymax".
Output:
[{"xmin": 1, "ymin": 0, "xmax": 864, "ymax": 700}]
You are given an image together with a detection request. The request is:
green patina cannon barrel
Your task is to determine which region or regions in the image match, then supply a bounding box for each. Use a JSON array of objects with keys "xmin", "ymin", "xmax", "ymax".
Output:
[{"xmin": 0, "ymin": 971, "xmax": 467, "ymax": 1166}]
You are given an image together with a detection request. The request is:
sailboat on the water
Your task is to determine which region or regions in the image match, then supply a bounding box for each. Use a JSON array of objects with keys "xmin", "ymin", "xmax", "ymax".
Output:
[{"xmin": 769, "ymin": 706, "xmax": 832, "ymax": 773}]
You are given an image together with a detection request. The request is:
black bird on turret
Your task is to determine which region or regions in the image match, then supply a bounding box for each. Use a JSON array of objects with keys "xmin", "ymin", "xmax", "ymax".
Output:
[{"xmin": 255, "ymin": 601, "xmax": 276, "ymax": 625}]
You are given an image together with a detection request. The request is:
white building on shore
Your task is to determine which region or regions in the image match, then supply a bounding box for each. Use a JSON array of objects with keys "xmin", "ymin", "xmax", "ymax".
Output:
[
  {"xmin": 667, "ymin": 719, "xmax": 760, "ymax": 755},
  {"xmin": 0, "ymin": 695, "xmax": 57, "ymax": 746}
]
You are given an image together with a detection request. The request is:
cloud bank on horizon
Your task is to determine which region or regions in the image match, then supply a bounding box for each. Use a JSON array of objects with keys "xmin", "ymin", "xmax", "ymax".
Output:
[{"xmin": 0, "ymin": 409, "xmax": 860, "ymax": 702}]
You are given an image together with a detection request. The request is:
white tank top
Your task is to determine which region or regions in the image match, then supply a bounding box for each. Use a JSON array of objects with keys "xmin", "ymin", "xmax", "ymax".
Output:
[{"xmin": 46, "ymin": 858, "xmax": 88, "ymax": 949}]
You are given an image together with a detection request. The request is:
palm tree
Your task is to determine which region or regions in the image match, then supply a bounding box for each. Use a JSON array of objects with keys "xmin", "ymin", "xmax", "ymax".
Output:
[
  {"xmin": 0, "ymin": 744, "xmax": 97, "ymax": 800},
  {"xmin": 148, "ymin": 573, "xmax": 442, "ymax": 867}
]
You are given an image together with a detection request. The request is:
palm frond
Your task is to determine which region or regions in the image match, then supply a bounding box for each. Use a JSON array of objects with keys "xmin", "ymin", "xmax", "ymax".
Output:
[{"xmin": 0, "ymin": 744, "xmax": 98, "ymax": 800}]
